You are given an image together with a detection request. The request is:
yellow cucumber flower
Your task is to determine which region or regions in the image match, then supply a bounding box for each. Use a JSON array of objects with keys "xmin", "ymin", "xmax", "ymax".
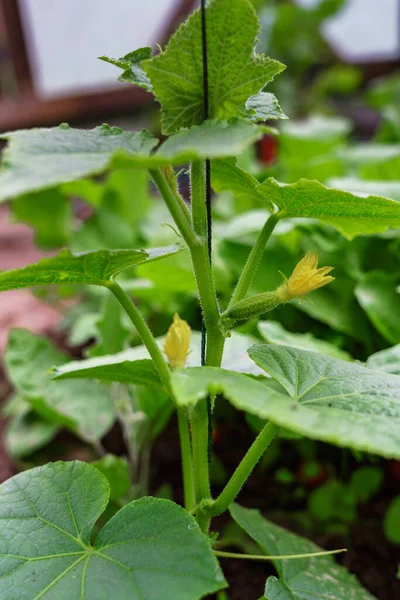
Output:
[
  {"xmin": 164, "ymin": 313, "xmax": 191, "ymax": 369},
  {"xmin": 277, "ymin": 252, "xmax": 334, "ymax": 302}
]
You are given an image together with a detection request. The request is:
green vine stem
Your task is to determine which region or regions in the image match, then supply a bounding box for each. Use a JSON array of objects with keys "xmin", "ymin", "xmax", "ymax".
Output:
[
  {"xmin": 203, "ymin": 422, "xmax": 278, "ymax": 518},
  {"xmin": 178, "ymin": 409, "xmax": 196, "ymax": 511},
  {"xmin": 149, "ymin": 168, "xmax": 197, "ymax": 248},
  {"xmin": 107, "ymin": 281, "xmax": 173, "ymax": 397},
  {"xmin": 228, "ymin": 213, "xmax": 279, "ymax": 308}
]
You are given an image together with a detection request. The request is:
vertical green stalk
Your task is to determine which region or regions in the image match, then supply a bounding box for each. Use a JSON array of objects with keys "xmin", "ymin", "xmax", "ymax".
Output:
[{"xmin": 178, "ymin": 410, "xmax": 196, "ymax": 511}]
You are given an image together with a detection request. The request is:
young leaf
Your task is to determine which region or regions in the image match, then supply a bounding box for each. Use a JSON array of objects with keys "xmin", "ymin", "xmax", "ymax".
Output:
[
  {"xmin": 0, "ymin": 461, "xmax": 226, "ymax": 599},
  {"xmin": 0, "ymin": 245, "xmax": 181, "ymax": 291},
  {"xmin": 230, "ymin": 504, "xmax": 374, "ymax": 600},
  {"xmin": 171, "ymin": 345, "xmax": 400, "ymax": 459},
  {"xmin": 5, "ymin": 329, "xmax": 115, "ymax": 442},
  {"xmin": 258, "ymin": 320, "xmax": 352, "ymax": 361},
  {"xmin": 4, "ymin": 410, "xmax": 59, "ymax": 458},
  {"xmin": 355, "ymin": 271, "xmax": 400, "ymax": 344},
  {"xmin": 0, "ymin": 121, "xmax": 263, "ymax": 200},
  {"xmin": 143, "ymin": 0, "xmax": 285, "ymax": 133},
  {"xmin": 257, "ymin": 178, "xmax": 400, "ymax": 239},
  {"xmin": 246, "ymin": 92, "xmax": 287, "ymax": 122},
  {"xmin": 99, "ymin": 47, "xmax": 153, "ymax": 90}
]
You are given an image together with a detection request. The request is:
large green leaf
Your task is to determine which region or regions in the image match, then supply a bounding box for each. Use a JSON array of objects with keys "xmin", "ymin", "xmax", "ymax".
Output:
[
  {"xmin": 171, "ymin": 345, "xmax": 400, "ymax": 458},
  {"xmin": 258, "ymin": 178, "xmax": 400, "ymax": 238},
  {"xmin": 355, "ymin": 271, "xmax": 400, "ymax": 344},
  {"xmin": 143, "ymin": 0, "xmax": 285, "ymax": 133},
  {"xmin": 0, "ymin": 245, "xmax": 181, "ymax": 291},
  {"xmin": 0, "ymin": 461, "xmax": 226, "ymax": 599},
  {"xmin": 5, "ymin": 329, "xmax": 115, "ymax": 442},
  {"xmin": 229, "ymin": 504, "xmax": 374, "ymax": 600},
  {"xmin": 0, "ymin": 124, "xmax": 157, "ymax": 201},
  {"xmin": 53, "ymin": 330, "xmax": 264, "ymax": 383},
  {"xmin": 248, "ymin": 345, "xmax": 400, "ymax": 458},
  {"xmin": 258, "ymin": 320, "xmax": 352, "ymax": 361},
  {"xmin": 0, "ymin": 121, "xmax": 263, "ymax": 201}
]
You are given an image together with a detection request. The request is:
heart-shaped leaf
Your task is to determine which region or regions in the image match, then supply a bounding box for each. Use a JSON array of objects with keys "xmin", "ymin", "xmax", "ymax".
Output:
[
  {"xmin": 230, "ymin": 503, "xmax": 374, "ymax": 600},
  {"xmin": 0, "ymin": 461, "xmax": 226, "ymax": 599}
]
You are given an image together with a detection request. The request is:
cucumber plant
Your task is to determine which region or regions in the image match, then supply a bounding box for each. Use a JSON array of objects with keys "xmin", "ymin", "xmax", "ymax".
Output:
[{"xmin": 0, "ymin": 0, "xmax": 400, "ymax": 598}]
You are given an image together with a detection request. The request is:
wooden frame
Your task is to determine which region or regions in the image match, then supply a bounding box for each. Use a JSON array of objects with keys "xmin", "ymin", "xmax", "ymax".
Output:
[{"xmin": 0, "ymin": 0, "xmax": 196, "ymax": 131}]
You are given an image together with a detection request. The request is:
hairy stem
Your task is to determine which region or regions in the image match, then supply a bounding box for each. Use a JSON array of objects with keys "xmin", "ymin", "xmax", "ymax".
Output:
[{"xmin": 228, "ymin": 213, "xmax": 279, "ymax": 308}]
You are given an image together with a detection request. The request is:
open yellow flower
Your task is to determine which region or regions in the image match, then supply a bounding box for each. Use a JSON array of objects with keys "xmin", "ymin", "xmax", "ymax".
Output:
[
  {"xmin": 164, "ymin": 313, "xmax": 191, "ymax": 369},
  {"xmin": 277, "ymin": 252, "xmax": 334, "ymax": 302}
]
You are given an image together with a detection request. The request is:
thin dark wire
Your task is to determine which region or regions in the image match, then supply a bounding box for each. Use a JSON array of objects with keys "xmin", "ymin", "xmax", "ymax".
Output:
[{"xmin": 200, "ymin": 0, "xmax": 213, "ymax": 459}]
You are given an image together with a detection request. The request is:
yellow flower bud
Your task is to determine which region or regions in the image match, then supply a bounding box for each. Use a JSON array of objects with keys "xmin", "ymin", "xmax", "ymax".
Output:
[
  {"xmin": 164, "ymin": 313, "xmax": 191, "ymax": 369},
  {"xmin": 277, "ymin": 252, "xmax": 334, "ymax": 302}
]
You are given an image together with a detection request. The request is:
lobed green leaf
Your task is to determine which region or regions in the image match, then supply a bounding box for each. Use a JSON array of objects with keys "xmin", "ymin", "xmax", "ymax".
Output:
[
  {"xmin": 0, "ymin": 461, "xmax": 226, "ymax": 599},
  {"xmin": 142, "ymin": 0, "xmax": 285, "ymax": 133}
]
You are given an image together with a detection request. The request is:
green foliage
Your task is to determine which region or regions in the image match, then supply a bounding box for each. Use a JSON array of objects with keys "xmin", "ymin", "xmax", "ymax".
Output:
[
  {"xmin": 0, "ymin": 245, "xmax": 181, "ymax": 290},
  {"xmin": 99, "ymin": 47, "xmax": 153, "ymax": 90},
  {"xmin": 11, "ymin": 188, "xmax": 71, "ymax": 249},
  {"xmin": 383, "ymin": 496, "xmax": 400, "ymax": 545},
  {"xmin": 355, "ymin": 271, "xmax": 400, "ymax": 344},
  {"xmin": 171, "ymin": 345, "xmax": 400, "ymax": 458},
  {"xmin": 258, "ymin": 178, "xmax": 400, "ymax": 239},
  {"xmin": 5, "ymin": 329, "xmax": 115, "ymax": 443},
  {"xmin": 91, "ymin": 455, "xmax": 131, "ymax": 503},
  {"xmin": 4, "ymin": 410, "xmax": 59, "ymax": 458},
  {"xmin": 0, "ymin": 461, "xmax": 226, "ymax": 599},
  {"xmin": 258, "ymin": 320, "xmax": 352, "ymax": 360},
  {"xmin": 142, "ymin": 0, "xmax": 285, "ymax": 133},
  {"xmin": 0, "ymin": 121, "xmax": 263, "ymax": 201},
  {"xmin": 230, "ymin": 503, "xmax": 373, "ymax": 599}
]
